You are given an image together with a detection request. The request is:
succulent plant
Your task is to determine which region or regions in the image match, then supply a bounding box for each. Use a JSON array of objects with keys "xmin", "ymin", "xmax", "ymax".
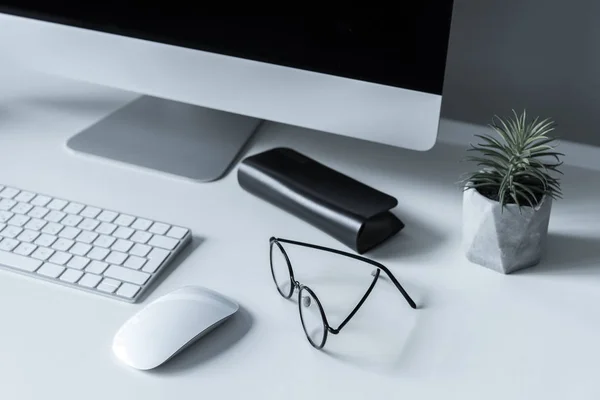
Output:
[{"xmin": 462, "ymin": 110, "xmax": 564, "ymax": 209}]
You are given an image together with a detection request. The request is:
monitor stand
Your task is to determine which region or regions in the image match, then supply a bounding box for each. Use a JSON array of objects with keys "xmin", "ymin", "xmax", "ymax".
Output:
[{"xmin": 66, "ymin": 96, "xmax": 262, "ymax": 181}]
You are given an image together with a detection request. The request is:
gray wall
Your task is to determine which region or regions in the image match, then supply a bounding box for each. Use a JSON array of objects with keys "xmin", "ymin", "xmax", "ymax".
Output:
[{"xmin": 441, "ymin": 0, "xmax": 600, "ymax": 146}]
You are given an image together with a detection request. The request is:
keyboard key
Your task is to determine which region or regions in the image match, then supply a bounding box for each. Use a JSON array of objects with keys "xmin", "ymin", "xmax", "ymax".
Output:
[
  {"xmin": 124, "ymin": 255, "xmax": 146, "ymax": 270},
  {"xmin": 113, "ymin": 227, "xmax": 134, "ymax": 239},
  {"xmin": 131, "ymin": 218, "xmax": 152, "ymax": 231},
  {"xmin": 97, "ymin": 281, "xmax": 118, "ymax": 293},
  {"xmin": 78, "ymin": 218, "xmax": 100, "ymax": 231},
  {"xmin": 63, "ymin": 202, "xmax": 85, "ymax": 215},
  {"xmin": 148, "ymin": 235, "xmax": 178, "ymax": 250},
  {"xmin": 0, "ymin": 238, "xmax": 19, "ymax": 251},
  {"xmin": 0, "ymin": 203, "xmax": 15, "ymax": 222},
  {"xmin": 67, "ymin": 256, "xmax": 90, "ymax": 270},
  {"xmin": 116, "ymin": 283, "xmax": 141, "ymax": 299},
  {"xmin": 102, "ymin": 278, "xmax": 121, "ymax": 288},
  {"xmin": 30, "ymin": 195, "xmax": 52, "ymax": 207},
  {"xmin": 86, "ymin": 261, "xmax": 108, "ymax": 275},
  {"xmin": 130, "ymin": 231, "xmax": 152, "ymax": 244},
  {"xmin": 149, "ymin": 222, "xmax": 170, "ymax": 235},
  {"xmin": 142, "ymin": 248, "xmax": 170, "ymax": 274},
  {"xmin": 112, "ymin": 239, "xmax": 133, "ymax": 253},
  {"xmin": 167, "ymin": 226, "xmax": 188, "ymax": 240},
  {"xmin": 62, "ymin": 215, "xmax": 83, "ymax": 227},
  {"xmin": 58, "ymin": 227, "xmax": 81, "ymax": 240},
  {"xmin": 12, "ymin": 202, "xmax": 33, "ymax": 215},
  {"xmin": 70, "ymin": 242, "xmax": 92, "ymax": 256},
  {"xmin": 14, "ymin": 243, "xmax": 37, "ymax": 256},
  {"xmin": 31, "ymin": 247, "xmax": 55, "ymax": 261},
  {"xmin": 1, "ymin": 226, "xmax": 22, "ymax": 238},
  {"xmin": 47, "ymin": 199, "xmax": 68, "ymax": 211},
  {"xmin": 129, "ymin": 243, "xmax": 151, "ymax": 257},
  {"xmin": 78, "ymin": 273, "xmax": 102, "ymax": 288},
  {"xmin": 49, "ymin": 251, "xmax": 72, "ymax": 265},
  {"xmin": 0, "ymin": 199, "xmax": 16, "ymax": 210},
  {"xmin": 60, "ymin": 269, "xmax": 84, "ymax": 283},
  {"xmin": 37, "ymin": 263, "xmax": 65, "ymax": 278},
  {"xmin": 0, "ymin": 211, "xmax": 13, "ymax": 223},
  {"xmin": 8, "ymin": 214, "xmax": 30, "ymax": 227},
  {"xmin": 14, "ymin": 191, "xmax": 36, "ymax": 203},
  {"xmin": 104, "ymin": 265, "xmax": 150, "ymax": 285},
  {"xmin": 0, "ymin": 211, "xmax": 15, "ymax": 226},
  {"xmin": 80, "ymin": 206, "xmax": 101, "ymax": 219},
  {"xmin": 0, "ymin": 249, "xmax": 42, "ymax": 272},
  {"xmin": 105, "ymin": 251, "xmax": 128, "ymax": 265},
  {"xmin": 45, "ymin": 210, "xmax": 66, "ymax": 223},
  {"xmin": 12, "ymin": 201, "xmax": 31, "ymax": 214},
  {"xmin": 34, "ymin": 234, "xmax": 57, "ymax": 248},
  {"xmin": 87, "ymin": 247, "xmax": 110, "ymax": 261},
  {"xmin": 41, "ymin": 222, "xmax": 63, "ymax": 235},
  {"xmin": 97, "ymin": 210, "xmax": 118, "ymax": 222},
  {"xmin": 24, "ymin": 218, "xmax": 47, "ymax": 231},
  {"xmin": 76, "ymin": 230, "xmax": 98, "ymax": 244},
  {"xmin": 0, "ymin": 187, "xmax": 20, "ymax": 199},
  {"xmin": 96, "ymin": 223, "xmax": 117, "ymax": 235},
  {"xmin": 0, "ymin": 223, "xmax": 6, "ymax": 233},
  {"xmin": 17, "ymin": 229, "xmax": 40, "ymax": 243},
  {"xmin": 94, "ymin": 235, "xmax": 116, "ymax": 248},
  {"xmin": 52, "ymin": 238, "xmax": 74, "ymax": 252},
  {"xmin": 28, "ymin": 206, "xmax": 50, "ymax": 219},
  {"xmin": 114, "ymin": 214, "xmax": 135, "ymax": 227}
]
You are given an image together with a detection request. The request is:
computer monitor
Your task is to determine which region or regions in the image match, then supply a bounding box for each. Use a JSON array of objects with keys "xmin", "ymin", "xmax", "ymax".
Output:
[{"xmin": 0, "ymin": 7, "xmax": 454, "ymax": 181}]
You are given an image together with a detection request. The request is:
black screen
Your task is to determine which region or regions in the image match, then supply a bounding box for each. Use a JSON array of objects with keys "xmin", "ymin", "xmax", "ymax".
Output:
[{"xmin": 0, "ymin": 5, "xmax": 454, "ymax": 95}]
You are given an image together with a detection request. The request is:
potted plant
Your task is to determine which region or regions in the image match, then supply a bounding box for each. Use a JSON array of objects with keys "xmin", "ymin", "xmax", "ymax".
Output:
[{"xmin": 460, "ymin": 110, "xmax": 564, "ymax": 274}]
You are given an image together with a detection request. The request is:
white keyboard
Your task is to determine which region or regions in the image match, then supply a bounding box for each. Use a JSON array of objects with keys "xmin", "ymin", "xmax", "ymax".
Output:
[{"xmin": 0, "ymin": 185, "xmax": 191, "ymax": 302}]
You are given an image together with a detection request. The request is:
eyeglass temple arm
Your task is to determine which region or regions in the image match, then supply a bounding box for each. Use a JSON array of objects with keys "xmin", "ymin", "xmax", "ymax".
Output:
[
  {"xmin": 375, "ymin": 264, "xmax": 417, "ymax": 309},
  {"xmin": 329, "ymin": 269, "xmax": 380, "ymax": 334},
  {"xmin": 271, "ymin": 237, "xmax": 418, "ymax": 309}
]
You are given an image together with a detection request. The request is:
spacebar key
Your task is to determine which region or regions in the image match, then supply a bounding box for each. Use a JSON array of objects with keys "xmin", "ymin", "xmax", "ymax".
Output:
[
  {"xmin": 0, "ymin": 250, "xmax": 43, "ymax": 272},
  {"xmin": 104, "ymin": 265, "xmax": 150, "ymax": 285}
]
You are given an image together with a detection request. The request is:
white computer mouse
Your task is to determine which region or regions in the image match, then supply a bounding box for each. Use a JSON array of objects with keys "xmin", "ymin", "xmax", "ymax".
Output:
[{"xmin": 112, "ymin": 286, "xmax": 239, "ymax": 370}]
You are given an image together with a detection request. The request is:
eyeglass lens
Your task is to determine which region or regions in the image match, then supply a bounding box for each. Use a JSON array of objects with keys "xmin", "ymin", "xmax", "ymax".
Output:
[
  {"xmin": 299, "ymin": 287, "xmax": 326, "ymax": 348},
  {"xmin": 270, "ymin": 240, "xmax": 327, "ymax": 348},
  {"xmin": 270, "ymin": 241, "xmax": 293, "ymax": 298}
]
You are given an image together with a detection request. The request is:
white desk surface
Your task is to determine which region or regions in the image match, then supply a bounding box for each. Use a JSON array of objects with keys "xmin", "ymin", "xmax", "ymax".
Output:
[{"xmin": 1, "ymin": 67, "xmax": 600, "ymax": 400}]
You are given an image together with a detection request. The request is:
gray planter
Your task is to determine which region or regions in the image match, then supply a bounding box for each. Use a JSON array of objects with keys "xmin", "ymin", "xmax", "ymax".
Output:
[{"xmin": 462, "ymin": 187, "xmax": 552, "ymax": 274}]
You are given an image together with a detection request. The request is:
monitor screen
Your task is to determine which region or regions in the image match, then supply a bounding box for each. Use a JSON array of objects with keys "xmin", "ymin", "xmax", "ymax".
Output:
[{"xmin": 0, "ymin": 5, "xmax": 454, "ymax": 95}]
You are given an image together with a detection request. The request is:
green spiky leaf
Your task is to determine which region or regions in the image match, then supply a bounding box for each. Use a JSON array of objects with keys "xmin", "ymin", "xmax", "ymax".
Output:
[{"xmin": 461, "ymin": 110, "xmax": 564, "ymax": 209}]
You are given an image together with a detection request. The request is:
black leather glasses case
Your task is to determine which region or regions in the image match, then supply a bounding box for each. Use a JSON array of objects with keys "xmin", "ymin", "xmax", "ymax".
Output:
[{"xmin": 237, "ymin": 148, "xmax": 404, "ymax": 253}]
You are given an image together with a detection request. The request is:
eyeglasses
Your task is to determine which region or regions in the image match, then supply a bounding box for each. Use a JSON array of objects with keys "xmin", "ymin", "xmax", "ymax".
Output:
[{"xmin": 269, "ymin": 237, "xmax": 417, "ymax": 349}]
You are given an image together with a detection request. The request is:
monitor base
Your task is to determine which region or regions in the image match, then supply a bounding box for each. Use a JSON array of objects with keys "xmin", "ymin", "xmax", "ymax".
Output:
[{"xmin": 67, "ymin": 96, "xmax": 262, "ymax": 182}]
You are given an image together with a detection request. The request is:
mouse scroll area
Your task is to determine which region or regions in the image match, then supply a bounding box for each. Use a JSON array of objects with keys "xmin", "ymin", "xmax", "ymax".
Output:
[{"xmin": 113, "ymin": 286, "xmax": 239, "ymax": 370}]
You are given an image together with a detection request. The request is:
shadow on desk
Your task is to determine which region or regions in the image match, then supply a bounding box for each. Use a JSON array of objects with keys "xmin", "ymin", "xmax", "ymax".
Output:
[
  {"xmin": 0, "ymin": 107, "xmax": 9, "ymax": 126},
  {"xmin": 150, "ymin": 305, "xmax": 253, "ymax": 374},
  {"xmin": 321, "ymin": 305, "xmax": 421, "ymax": 375},
  {"xmin": 369, "ymin": 213, "xmax": 448, "ymax": 262},
  {"xmin": 516, "ymin": 232, "xmax": 600, "ymax": 276},
  {"xmin": 18, "ymin": 92, "xmax": 133, "ymax": 118}
]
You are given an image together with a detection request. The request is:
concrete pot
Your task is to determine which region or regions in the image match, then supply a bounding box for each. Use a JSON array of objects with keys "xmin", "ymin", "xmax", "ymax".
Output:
[{"xmin": 462, "ymin": 187, "xmax": 552, "ymax": 274}]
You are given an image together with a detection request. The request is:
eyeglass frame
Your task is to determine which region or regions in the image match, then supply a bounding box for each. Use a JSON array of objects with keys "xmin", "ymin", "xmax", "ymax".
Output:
[{"xmin": 269, "ymin": 237, "xmax": 417, "ymax": 349}]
